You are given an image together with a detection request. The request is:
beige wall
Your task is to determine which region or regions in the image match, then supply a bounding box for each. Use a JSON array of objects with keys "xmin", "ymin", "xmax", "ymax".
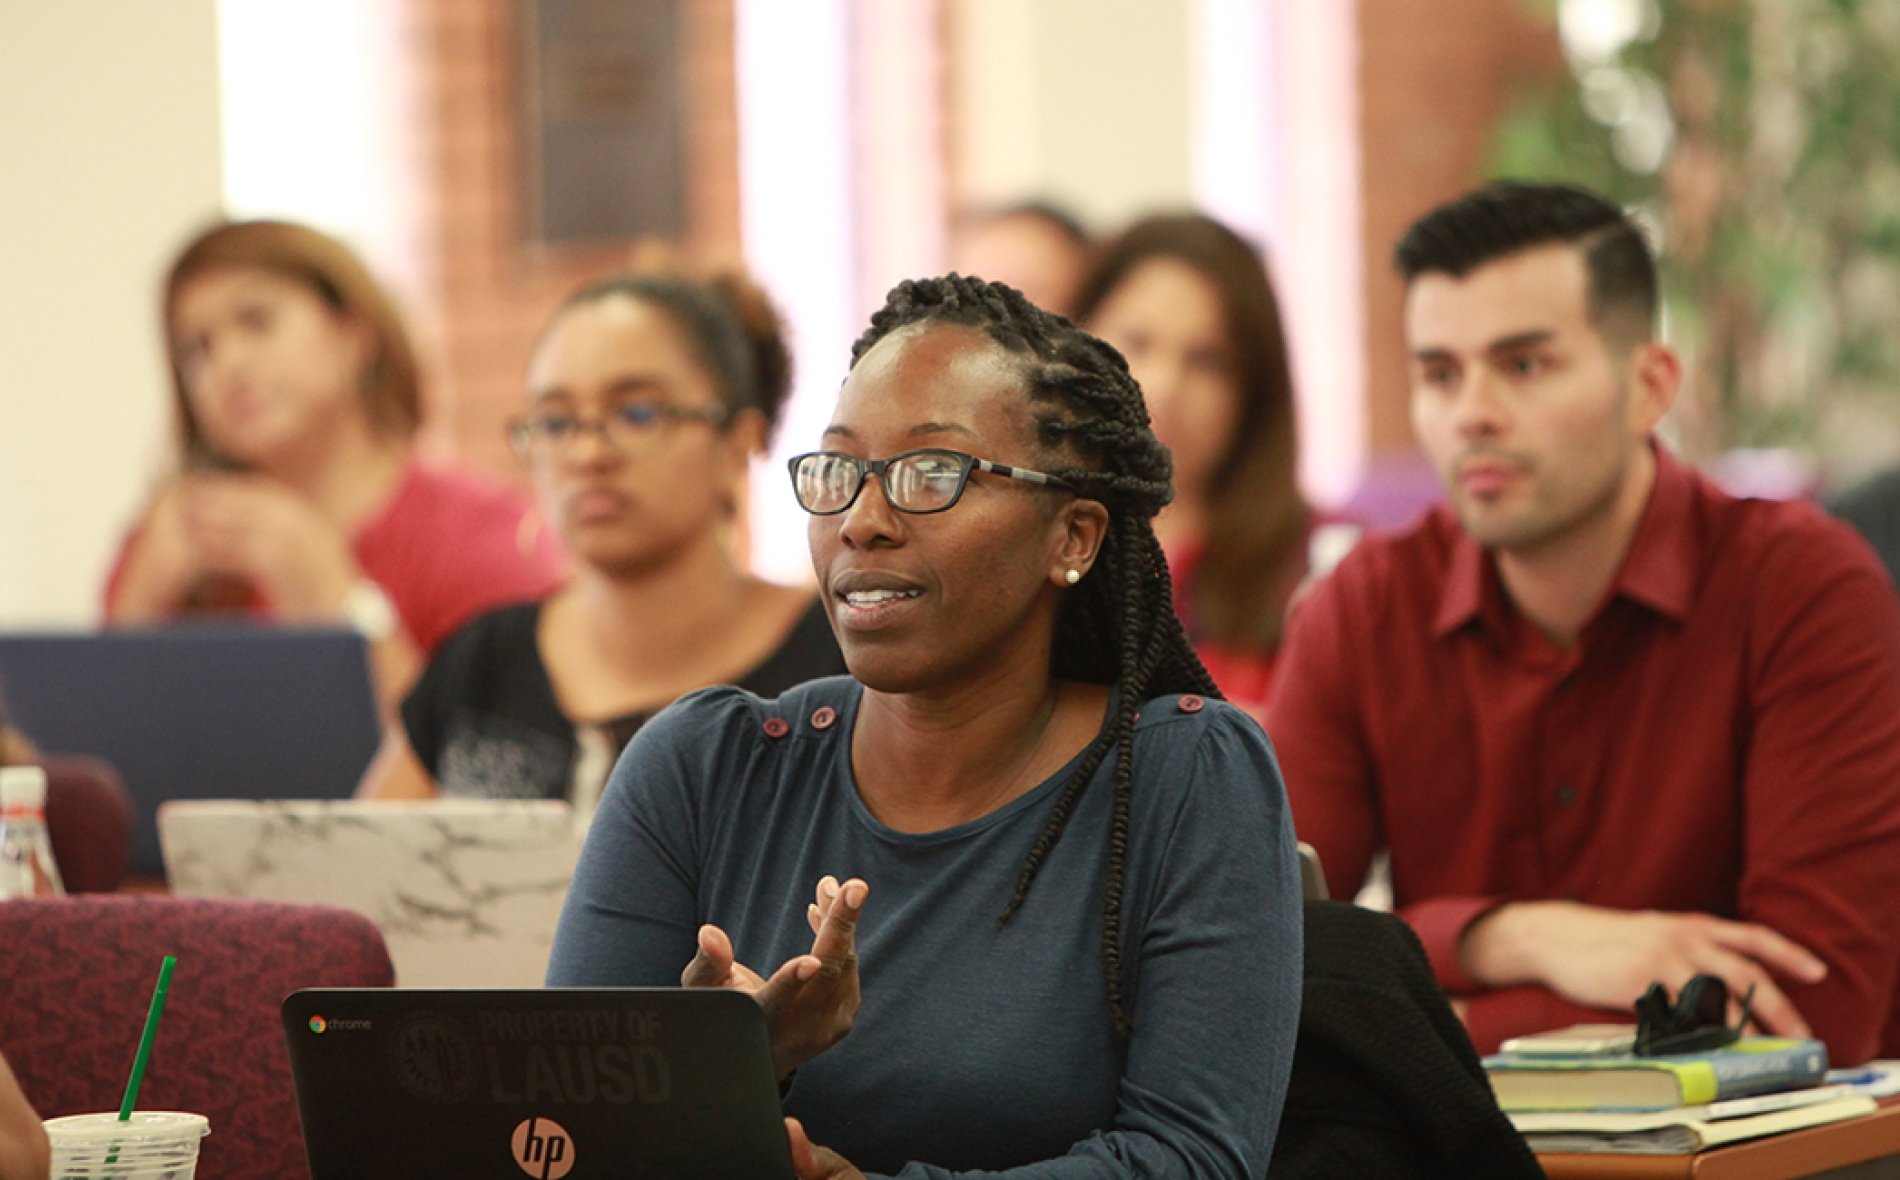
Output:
[
  {"xmin": 0, "ymin": 1, "xmax": 224, "ymax": 626},
  {"xmin": 948, "ymin": 0, "xmax": 1193, "ymax": 229}
]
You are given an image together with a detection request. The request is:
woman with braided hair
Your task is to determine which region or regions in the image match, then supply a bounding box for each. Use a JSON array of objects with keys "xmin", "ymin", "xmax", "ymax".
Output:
[{"xmin": 548, "ymin": 275, "xmax": 1302, "ymax": 1177}]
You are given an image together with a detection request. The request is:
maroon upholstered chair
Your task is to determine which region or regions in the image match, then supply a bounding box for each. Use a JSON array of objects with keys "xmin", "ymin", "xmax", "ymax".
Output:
[
  {"xmin": 41, "ymin": 754, "xmax": 134, "ymax": 893},
  {"xmin": 0, "ymin": 895, "xmax": 394, "ymax": 1180}
]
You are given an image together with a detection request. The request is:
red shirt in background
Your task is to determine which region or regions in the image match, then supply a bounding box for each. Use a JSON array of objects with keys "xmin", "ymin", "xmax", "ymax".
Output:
[
  {"xmin": 1266, "ymin": 445, "xmax": 1900, "ymax": 1063},
  {"xmin": 1170, "ymin": 517, "xmax": 1347, "ymax": 722},
  {"xmin": 104, "ymin": 463, "xmax": 566, "ymax": 653}
]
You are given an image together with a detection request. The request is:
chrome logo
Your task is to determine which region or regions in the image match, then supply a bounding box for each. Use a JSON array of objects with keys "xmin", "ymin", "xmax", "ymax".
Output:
[{"xmin": 308, "ymin": 1016, "xmax": 327, "ymax": 1034}]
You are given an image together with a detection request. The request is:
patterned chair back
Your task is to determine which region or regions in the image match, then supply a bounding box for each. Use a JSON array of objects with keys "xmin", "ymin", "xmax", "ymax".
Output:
[
  {"xmin": 0, "ymin": 895, "xmax": 394, "ymax": 1180},
  {"xmin": 42, "ymin": 754, "xmax": 134, "ymax": 893}
]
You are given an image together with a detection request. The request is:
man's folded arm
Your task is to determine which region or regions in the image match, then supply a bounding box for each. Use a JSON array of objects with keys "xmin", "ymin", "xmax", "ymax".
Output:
[{"xmin": 1734, "ymin": 525, "xmax": 1900, "ymax": 1064}]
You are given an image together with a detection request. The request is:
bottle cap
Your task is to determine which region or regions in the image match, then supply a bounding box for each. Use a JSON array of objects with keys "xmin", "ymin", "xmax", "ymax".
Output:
[{"xmin": 0, "ymin": 764, "xmax": 49, "ymax": 808}]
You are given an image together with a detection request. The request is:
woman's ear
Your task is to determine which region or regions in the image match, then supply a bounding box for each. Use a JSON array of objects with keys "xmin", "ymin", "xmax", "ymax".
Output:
[
  {"xmin": 336, "ymin": 313, "xmax": 379, "ymax": 395},
  {"xmin": 1049, "ymin": 498, "xmax": 1110, "ymax": 587},
  {"xmin": 716, "ymin": 408, "xmax": 769, "ymax": 507},
  {"xmin": 724, "ymin": 407, "xmax": 769, "ymax": 456}
]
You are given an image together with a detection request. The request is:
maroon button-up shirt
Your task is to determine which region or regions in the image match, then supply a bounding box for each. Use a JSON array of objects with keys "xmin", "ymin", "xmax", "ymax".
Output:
[{"xmin": 1268, "ymin": 446, "xmax": 1900, "ymax": 1063}]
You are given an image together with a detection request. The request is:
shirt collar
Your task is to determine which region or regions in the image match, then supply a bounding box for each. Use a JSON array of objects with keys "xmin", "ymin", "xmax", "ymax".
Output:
[{"xmin": 1432, "ymin": 441, "xmax": 1697, "ymax": 640}]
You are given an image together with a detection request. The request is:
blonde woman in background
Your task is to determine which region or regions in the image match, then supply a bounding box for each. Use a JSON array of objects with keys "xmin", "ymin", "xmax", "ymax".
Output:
[{"xmin": 104, "ymin": 221, "xmax": 565, "ymax": 712}]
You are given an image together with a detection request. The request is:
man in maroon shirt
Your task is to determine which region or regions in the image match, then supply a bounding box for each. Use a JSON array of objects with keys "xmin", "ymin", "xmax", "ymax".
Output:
[{"xmin": 1267, "ymin": 181, "xmax": 1900, "ymax": 1064}]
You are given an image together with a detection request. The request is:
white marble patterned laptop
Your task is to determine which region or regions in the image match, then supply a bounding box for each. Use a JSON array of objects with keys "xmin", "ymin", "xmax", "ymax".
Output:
[{"xmin": 158, "ymin": 799, "xmax": 584, "ymax": 987}]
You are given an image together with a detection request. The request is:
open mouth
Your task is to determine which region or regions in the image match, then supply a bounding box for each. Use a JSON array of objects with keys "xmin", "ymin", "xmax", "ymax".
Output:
[
  {"xmin": 841, "ymin": 588, "xmax": 922, "ymax": 609},
  {"xmin": 830, "ymin": 576, "xmax": 926, "ymax": 630}
]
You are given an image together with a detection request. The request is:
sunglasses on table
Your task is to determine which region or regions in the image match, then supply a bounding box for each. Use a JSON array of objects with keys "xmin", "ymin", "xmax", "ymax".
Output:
[{"xmin": 787, "ymin": 449, "xmax": 1074, "ymax": 515}]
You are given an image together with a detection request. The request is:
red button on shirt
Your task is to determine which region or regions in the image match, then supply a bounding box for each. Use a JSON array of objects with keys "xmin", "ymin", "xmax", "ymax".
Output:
[
  {"xmin": 1267, "ymin": 446, "xmax": 1900, "ymax": 1063},
  {"xmin": 811, "ymin": 706, "xmax": 837, "ymax": 731},
  {"xmin": 763, "ymin": 717, "xmax": 790, "ymax": 739}
]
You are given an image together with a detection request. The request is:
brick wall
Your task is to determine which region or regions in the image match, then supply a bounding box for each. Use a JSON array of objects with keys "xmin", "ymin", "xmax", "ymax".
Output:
[
  {"xmin": 1354, "ymin": 0, "xmax": 1562, "ymax": 457},
  {"xmin": 394, "ymin": 0, "xmax": 740, "ymax": 480},
  {"xmin": 392, "ymin": 0, "xmax": 1560, "ymax": 481}
]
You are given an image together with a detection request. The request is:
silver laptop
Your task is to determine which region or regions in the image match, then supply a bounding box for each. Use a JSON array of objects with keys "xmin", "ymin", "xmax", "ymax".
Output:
[
  {"xmin": 283, "ymin": 987, "xmax": 796, "ymax": 1179},
  {"xmin": 161, "ymin": 799, "xmax": 583, "ymax": 987}
]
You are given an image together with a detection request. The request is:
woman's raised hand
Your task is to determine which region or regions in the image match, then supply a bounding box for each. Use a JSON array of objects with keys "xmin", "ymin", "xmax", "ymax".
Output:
[{"xmin": 681, "ymin": 874, "xmax": 867, "ymax": 1081}]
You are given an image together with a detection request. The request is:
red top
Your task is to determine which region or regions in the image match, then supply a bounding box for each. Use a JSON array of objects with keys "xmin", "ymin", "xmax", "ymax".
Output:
[
  {"xmin": 1169, "ymin": 524, "xmax": 1325, "ymax": 723},
  {"xmin": 104, "ymin": 462, "xmax": 567, "ymax": 653},
  {"xmin": 1169, "ymin": 540, "xmax": 1277, "ymax": 723},
  {"xmin": 1267, "ymin": 446, "xmax": 1900, "ymax": 1063}
]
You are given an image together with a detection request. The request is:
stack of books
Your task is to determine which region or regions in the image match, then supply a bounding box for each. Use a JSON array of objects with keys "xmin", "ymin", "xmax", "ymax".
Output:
[{"xmin": 1484, "ymin": 1025, "xmax": 1879, "ymax": 1155}]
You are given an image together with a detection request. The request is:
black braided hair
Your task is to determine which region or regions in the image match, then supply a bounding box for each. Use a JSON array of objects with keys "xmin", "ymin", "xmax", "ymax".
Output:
[{"xmin": 849, "ymin": 274, "xmax": 1220, "ymax": 1035}]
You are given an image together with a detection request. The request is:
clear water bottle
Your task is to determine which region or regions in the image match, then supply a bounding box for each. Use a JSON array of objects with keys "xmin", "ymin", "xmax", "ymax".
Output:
[{"xmin": 0, "ymin": 765, "xmax": 65, "ymax": 898}]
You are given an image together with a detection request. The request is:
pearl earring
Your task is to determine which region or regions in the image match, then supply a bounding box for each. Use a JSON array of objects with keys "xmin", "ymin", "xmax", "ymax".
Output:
[{"xmin": 1065, "ymin": 569, "xmax": 1082, "ymax": 585}]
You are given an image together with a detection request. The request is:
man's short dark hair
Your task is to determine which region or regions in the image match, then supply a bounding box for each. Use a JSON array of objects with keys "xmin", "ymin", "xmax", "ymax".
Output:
[{"xmin": 1394, "ymin": 181, "xmax": 1658, "ymax": 344}]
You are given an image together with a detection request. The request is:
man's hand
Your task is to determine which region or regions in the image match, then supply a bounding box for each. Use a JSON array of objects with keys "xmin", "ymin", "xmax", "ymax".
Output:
[
  {"xmin": 1460, "ymin": 901, "xmax": 1827, "ymax": 1037},
  {"xmin": 785, "ymin": 1117, "xmax": 865, "ymax": 1180},
  {"xmin": 682, "ymin": 875, "xmax": 867, "ymax": 1080}
]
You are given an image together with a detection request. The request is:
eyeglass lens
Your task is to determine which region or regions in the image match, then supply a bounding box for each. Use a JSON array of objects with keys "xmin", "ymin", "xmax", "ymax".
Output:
[
  {"xmin": 519, "ymin": 403, "xmax": 695, "ymax": 453},
  {"xmin": 795, "ymin": 452, "xmax": 969, "ymax": 513}
]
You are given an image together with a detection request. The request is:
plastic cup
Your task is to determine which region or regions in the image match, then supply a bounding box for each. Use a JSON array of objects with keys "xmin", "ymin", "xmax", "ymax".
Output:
[{"xmin": 41, "ymin": 1112, "xmax": 209, "ymax": 1180}]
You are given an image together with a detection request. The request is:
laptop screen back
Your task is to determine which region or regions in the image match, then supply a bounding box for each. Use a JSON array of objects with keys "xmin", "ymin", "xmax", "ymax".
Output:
[
  {"xmin": 282, "ymin": 988, "xmax": 796, "ymax": 1180},
  {"xmin": 0, "ymin": 626, "xmax": 378, "ymax": 875},
  {"xmin": 163, "ymin": 799, "xmax": 582, "ymax": 987}
]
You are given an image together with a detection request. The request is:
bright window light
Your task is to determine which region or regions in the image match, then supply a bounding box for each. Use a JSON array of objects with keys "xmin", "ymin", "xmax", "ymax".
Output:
[{"xmin": 735, "ymin": 0, "xmax": 857, "ymax": 585}]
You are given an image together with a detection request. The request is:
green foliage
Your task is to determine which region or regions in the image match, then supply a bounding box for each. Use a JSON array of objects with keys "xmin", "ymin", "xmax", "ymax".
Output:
[{"xmin": 1488, "ymin": 0, "xmax": 1900, "ymax": 474}]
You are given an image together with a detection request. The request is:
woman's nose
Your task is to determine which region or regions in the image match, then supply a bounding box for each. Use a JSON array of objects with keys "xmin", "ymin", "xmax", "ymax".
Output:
[{"xmin": 836, "ymin": 472, "xmax": 904, "ymax": 549}]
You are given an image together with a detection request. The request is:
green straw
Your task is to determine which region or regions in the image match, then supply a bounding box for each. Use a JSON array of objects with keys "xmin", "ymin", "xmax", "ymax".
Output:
[{"xmin": 118, "ymin": 955, "xmax": 177, "ymax": 1121}]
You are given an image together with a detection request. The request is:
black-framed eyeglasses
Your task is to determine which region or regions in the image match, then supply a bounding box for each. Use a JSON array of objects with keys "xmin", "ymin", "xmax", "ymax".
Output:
[
  {"xmin": 787, "ymin": 448, "xmax": 1073, "ymax": 515},
  {"xmin": 507, "ymin": 402, "xmax": 731, "ymax": 457}
]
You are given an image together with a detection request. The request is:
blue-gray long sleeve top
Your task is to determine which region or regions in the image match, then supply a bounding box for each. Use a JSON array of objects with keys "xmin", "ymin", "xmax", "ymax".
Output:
[{"xmin": 547, "ymin": 677, "xmax": 1302, "ymax": 1177}]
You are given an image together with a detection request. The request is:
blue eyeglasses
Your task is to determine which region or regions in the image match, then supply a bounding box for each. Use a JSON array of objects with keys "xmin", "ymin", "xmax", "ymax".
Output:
[{"xmin": 508, "ymin": 402, "xmax": 731, "ymax": 457}]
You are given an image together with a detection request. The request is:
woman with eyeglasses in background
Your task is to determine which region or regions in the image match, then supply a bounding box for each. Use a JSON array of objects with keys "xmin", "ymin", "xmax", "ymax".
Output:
[
  {"xmin": 548, "ymin": 276, "xmax": 1301, "ymax": 1177},
  {"xmin": 104, "ymin": 220, "xmax": 566, "ymax": 713},
  {"xmin": 358, "ymin": 272, "xmax": 844, "ymax": 807}
]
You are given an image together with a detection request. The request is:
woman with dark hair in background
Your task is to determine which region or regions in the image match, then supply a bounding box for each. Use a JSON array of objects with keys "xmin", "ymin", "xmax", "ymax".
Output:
[
  {"xmin": 1074, "ymin": 213, "xmax": 1315, "ymax": 717},
  {"xmin": 360, "ymin": 271, "xmax": 844, "ymax": 808},
  {"xmin": 105, "ymin": 220, "xmax": 566, "ymax": 711},
  {"xmin": 549, "ymin": 275, "xmax": 1301, "ymax": 1176}
]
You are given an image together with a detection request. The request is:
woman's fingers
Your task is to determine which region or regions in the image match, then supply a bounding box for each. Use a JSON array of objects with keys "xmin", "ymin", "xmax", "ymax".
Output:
[
  {"xmin": 810, "ymin": 879, "xmax": 866, "ymax": 969},
  {"xmin": 680, "ymin": 924, "xmax": 733, "ymax": 987}
]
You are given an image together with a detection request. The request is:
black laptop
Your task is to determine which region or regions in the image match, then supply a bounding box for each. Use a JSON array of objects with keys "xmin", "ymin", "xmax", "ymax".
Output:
[
  {"xmin": 282, "ymin": 988, "xmax": 797, "ymax": 1180},
  {"xmin": 0, "ymin": 625, "xmax": 379, "ymax": 876}
]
